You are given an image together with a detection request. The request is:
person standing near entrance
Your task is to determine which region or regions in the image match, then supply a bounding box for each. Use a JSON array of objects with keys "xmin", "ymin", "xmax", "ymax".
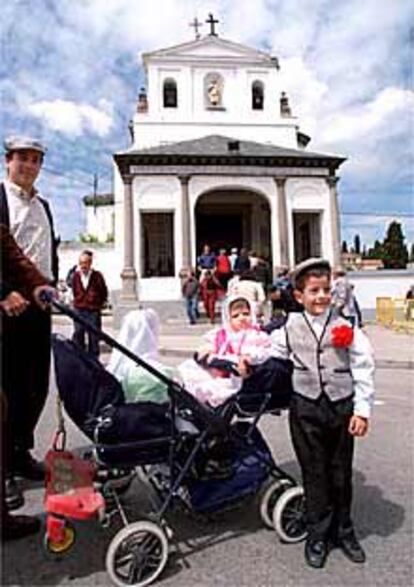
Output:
[
  {"xmin": 197, "ymin": 244, "xmax": 216, "ymax": 279},
  {"xmin": 200, "ymin": 270, "xmax": 221, "ymax": 323},
  {"xmin": 0, "ymin": 136, "xmax": 59, "ymax": 506},
  {"xmin": 72, "ymin": 250, "xmax": 108, "ymax": 358},
  {"xmin": 182, "ymin": 270, "xmax": 200, "ymax": 325},
  {"xmin": 215, "ymin": 248, "xmax": 232, "ymax": 290}
]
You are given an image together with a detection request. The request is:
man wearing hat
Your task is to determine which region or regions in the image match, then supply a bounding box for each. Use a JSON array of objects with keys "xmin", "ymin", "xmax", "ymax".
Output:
[{"xmin": 1, "ymin": 136, "xmax": 59, "ymax": 508}]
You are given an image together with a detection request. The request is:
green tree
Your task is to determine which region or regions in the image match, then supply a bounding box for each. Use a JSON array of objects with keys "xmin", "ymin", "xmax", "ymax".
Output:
[
  {"xmin": 367, "ymin": 240, "xmax": 383, "ymax": 259},
  {"xmin": 354, "ymin": 234, "xmax": 361, "ymax": 254},
  {"xmin": 381, "ymin": 221, "xmax": 408, "ymax": 269},
  {"xmin": 341, "ymin": 240, "xmax": 348, "ymax": 253}
]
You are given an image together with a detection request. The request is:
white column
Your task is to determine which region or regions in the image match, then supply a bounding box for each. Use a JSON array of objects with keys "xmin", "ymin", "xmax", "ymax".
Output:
[
  {"xmin": 120, "ymin": 175, "xmax": 138, "ymax": 300},
  {"xmin": 327, "ymin": 176, "xmax": 341, "ymax": 266},
  {"xmin": 178, "ymin": 175, "xmax": 192, "ymax": 269},
  {"xmin": 274, "ymin": 177, "xmax": 289, "ymax": 267}
]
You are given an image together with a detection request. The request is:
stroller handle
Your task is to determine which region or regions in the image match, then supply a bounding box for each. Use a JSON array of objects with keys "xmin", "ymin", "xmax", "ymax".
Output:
[{"xmin": 48, "ymin": 296, "xmax": 227, "ymax": 435}]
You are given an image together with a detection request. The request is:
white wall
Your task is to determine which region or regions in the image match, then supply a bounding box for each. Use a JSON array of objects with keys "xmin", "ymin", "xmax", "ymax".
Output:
[
  {"xmin": 58, "ymin": 244, "xmax": 414, "ymax": 309},
  {"xmin": 85, "ymin": 206, "xmax": 115, "ymax": 242},
  {"xmin": 350, "ymin": 271, "xmax": 414, "ymax": 310},
  {"xmin": 286, "ymin": 177, "xmax": 333, "ymax": 265}
]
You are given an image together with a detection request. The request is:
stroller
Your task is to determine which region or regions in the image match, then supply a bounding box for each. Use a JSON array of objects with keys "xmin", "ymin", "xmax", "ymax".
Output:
[{"xmin": 44, "ymin": 298, "xmax": 306, "ymax": 587}]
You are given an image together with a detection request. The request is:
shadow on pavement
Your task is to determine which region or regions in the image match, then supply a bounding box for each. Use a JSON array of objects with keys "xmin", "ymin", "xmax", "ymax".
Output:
[{"xmin": 353, "ymin": 469, "xmax": 405, "ymax": 539}]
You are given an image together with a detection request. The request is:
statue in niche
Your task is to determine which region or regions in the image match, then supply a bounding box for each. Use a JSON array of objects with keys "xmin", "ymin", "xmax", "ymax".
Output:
[
  {"xmin": 280, "ymin": 91, "xmax": 292, "ymax": 117},
  {"xmin": 207, "ymin": 79, "xmax": 221, "ymax": 106}
]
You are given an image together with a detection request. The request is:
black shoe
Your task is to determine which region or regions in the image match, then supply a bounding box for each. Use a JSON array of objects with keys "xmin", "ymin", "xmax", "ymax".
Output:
[
  {"xmin": 2, "ymin": 513, "xmax": 40, "ymax": 541},
  {"xmin": 304, "ymin": 539, "xmax": 328, "ymax": 569},
  {"xmin": 5, "ymin": 476, "xmax": 24, "ymax": 511},
  {"xmin": 337, "ymin": 531, "xmax": 366, "ymax": 563},
  {"xmin": 13, "ymin": 452, "xmax": 46, "ymax": 481}
]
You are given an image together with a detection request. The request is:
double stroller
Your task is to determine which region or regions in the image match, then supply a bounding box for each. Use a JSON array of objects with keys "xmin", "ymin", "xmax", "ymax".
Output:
[{"xmin": 45, "ymin": 299, "xmax": 306, "ymax": 587}]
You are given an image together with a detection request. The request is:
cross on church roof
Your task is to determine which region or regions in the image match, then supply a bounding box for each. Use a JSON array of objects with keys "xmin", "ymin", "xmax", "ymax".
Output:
[
  {"xmin": 206, "ymin": 13, "xmax": 219, "ymax": 36},
  {"xmin": 189, "ymin": 17, "xmax": 202, "ymax": 40}
]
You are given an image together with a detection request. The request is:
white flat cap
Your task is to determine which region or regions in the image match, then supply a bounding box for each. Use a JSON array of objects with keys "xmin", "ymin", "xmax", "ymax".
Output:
[
  {"xmin": 292, "ymin": 257, "xmax": 331, "ymax": 288},
  {"xmin": 4, "ymin": 135, "xmax": 47, "ymax": 155}
]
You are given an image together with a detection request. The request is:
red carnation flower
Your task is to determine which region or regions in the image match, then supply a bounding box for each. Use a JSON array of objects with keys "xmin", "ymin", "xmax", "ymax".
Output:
[{"xmin": 331, "ymin": 325, "xmax": 354, "ymax": 348}]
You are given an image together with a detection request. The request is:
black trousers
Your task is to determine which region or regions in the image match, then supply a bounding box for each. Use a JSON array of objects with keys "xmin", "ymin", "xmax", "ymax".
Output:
[
  {"xmin": 1, "ymin": 306, "xmax": 51, "ymax": 460},
  {"xmin": 72, "ymin": 309, "xmax": 101, "ymax": 358},
  {"xmin": 289, "ymin": 393, "xmax": 355, "ymax": 542}
]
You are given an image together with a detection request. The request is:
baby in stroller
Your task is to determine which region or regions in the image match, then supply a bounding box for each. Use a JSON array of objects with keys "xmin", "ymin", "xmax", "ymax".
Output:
[
  {"xmin": 178, "ymin": 295, "xmax": 271, "ymax": 407},
  {"xmin": 178, "ymin": 295, "xmax": 291, "ymax": 409}
]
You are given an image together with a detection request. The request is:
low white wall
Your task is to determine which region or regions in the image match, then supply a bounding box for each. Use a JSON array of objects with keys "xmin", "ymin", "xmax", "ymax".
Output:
[
  {"xmin": 349, "ymin": 270, "xmax": 414, "ymax": 310},
  {"xmin": 59, "ymin": 244, "xmax": 414, "ymax": 310}
]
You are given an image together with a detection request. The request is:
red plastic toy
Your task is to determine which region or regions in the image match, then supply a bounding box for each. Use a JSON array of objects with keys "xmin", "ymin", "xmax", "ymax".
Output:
[{"xmin": 44, "ymin": 447, "xmax": 105, "ymax": 554}]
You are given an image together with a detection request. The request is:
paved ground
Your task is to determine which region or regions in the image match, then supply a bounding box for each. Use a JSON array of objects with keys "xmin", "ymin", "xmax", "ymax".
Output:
[{"xmin": 2, "ymin": 311, "xmax": 413, "ymax": 587}]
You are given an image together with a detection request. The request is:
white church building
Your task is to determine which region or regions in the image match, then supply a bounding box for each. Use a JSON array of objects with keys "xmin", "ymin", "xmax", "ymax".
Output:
[{"xmin": 108, "ymin": 18, "xmax": 345, "ymax": 308}]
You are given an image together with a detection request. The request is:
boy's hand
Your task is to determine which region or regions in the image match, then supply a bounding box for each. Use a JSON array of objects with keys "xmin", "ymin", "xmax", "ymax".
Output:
[
  {"xmin": 348, "ymin": 415, "xmax": 369, "ymax": 437},
  {"xmin": 238, "ymin": 356, "xmax": 251, "ymax": 378}
]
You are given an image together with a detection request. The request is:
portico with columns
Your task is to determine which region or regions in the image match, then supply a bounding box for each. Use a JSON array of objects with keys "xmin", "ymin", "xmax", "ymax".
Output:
[{"xmin": 112, "ymin": 17, "xmax": 346, "ymax": 306}]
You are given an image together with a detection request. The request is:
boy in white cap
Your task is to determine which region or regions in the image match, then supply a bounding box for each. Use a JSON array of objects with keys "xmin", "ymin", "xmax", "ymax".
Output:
[
  {"xmin": 1, "ymin": 135, "xmax": 59, "ymax": 508},
  {"xmin": 270, "ymin": 258, "xmax": 375, "ymax": 569}
]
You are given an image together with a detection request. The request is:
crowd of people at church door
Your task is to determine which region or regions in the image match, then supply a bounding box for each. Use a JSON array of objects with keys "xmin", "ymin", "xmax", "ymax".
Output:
[
  {"xmin": 181, "ymin": 243, "xmax": 364, "ymax": 329},
  {"xmin": 181, "ymin": 244, "xmax": 273, "ymax": 325}
]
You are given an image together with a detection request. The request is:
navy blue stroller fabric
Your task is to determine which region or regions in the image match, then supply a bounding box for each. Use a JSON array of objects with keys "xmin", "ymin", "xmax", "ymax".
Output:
[
  {"xmin": 52, "ymin": 335, "xmax": 170, "ymax": 443},
  {"xmin": 187, "ymin": 424, "xmax": 274, "ymax": 513},
  {"xmin": 239, "ymin": 357, "xmax": 293, "ymax": 410}
]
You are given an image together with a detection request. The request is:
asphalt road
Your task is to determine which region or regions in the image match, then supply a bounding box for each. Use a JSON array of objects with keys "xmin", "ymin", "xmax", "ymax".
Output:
[{"xmin": 2, "ymin": 354, "xmax": 413, "ymax": 586}]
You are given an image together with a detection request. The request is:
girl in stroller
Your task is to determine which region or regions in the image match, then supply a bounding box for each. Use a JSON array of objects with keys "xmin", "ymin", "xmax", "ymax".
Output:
[{"xmin": 178, "ymin": 295, "xmax": 272, "ymax": 407}]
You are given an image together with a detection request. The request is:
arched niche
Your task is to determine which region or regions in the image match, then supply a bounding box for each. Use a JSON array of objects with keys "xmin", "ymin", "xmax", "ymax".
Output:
[
  {"xmin": 163, "ymin": 78, "xmax": 177, "ymax": 108},
  {"xmin": 252, "ymin": 80, "xmax": 264, "ymax": 110}
]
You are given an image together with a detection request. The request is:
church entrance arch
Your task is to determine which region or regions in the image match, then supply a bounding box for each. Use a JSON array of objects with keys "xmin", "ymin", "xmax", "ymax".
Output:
[{"xmin": 194, "ymin": 188, "xmax": 271, "ymax": 260}]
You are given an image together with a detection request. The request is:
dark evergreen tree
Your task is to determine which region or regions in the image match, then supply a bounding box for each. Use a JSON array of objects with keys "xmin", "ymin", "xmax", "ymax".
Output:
[
  {"xmin": 381, "ymin": 221, "xmax": 408, "ymax": 269},
  {"xmin": 341, "ymin": 240, "xmax": 348, "ymax": 253},
  {"xmin": 354, "ymin": 234, "xmax": 361, "ymax": 254}
]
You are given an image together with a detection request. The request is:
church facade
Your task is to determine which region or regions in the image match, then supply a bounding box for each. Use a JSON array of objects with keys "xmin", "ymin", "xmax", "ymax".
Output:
[{"xmin": 113, "ymin": 25, "xmax": 345, "ymax": 305}]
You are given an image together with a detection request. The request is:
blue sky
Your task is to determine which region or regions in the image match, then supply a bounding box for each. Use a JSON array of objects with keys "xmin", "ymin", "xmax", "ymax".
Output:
[{"xmin": 1, "ymin": 0, "xmax": 413, "ymax": 250}]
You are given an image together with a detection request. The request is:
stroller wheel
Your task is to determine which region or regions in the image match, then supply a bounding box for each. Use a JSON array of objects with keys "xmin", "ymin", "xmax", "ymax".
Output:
[
  {"xmin": 106, "ymin": 520, "xmax": 169, "ymax": 587},
  {"xmin": 259, "ymin": 478, "xmax": 293, "ymax": 528},
  {"xmin": 272, "ymin": 486, "xmax": 307, "ymax": 543},
  {"xmin": 44, "ymin": 523, "xmax": 76, "ymax": 555}
]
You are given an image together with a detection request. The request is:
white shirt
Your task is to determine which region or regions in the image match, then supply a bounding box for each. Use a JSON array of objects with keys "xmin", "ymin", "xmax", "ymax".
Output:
[
  {"xmin": 270, "ymin": 310, "xmax": 376, "ymax": 418},
  {"xmin": 79, "ymin": 269, "xmax": 92, "ymax": 290},
  {"xmin": 4, "ymin": 179, "xmax": 53, "ymax": 280}
]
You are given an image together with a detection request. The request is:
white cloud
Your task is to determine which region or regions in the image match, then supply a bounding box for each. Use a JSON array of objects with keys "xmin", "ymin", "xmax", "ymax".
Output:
[
  {"xmin": 27, "ymin": 99, "xmax": 114, "ymax": 137},
  {"xmin": 321, "ymin": 87, "xmax": 414, "ymax": 144},
  {"xmin": 1, "ymin": 0, "xmax": 413, "ymax": 244}
]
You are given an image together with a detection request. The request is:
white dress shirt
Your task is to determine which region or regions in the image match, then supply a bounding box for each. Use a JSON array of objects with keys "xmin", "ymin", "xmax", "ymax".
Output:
[
  {"xmin": 270, "ymin": 310, "xmax": 376, "ymax": 418},
  {"xmin": 4, "ymin": 179, "xmax": 53, "ymax": 280}
]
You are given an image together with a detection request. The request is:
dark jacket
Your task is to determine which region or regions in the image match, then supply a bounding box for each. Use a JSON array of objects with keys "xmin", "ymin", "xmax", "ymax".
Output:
[
  {"xmin": 182, "ymin": 277, "xmax": 199, "ymax": 298},
  {"xmin": 0, "ymin": 182, "xmax": 59, "ymax": 284},
  {"xmin": 0, "ymin": 224, "xmax": 47, "ymax": 301},
  {"xmin": 72, "ymin": 270, "xmax": 108, "ymax": 311}
]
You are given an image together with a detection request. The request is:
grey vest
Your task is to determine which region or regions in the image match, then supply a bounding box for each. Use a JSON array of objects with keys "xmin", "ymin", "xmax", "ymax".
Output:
[{"xmin": 285, "ymin": 311, "xmax": 353, "ymax": 402}]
